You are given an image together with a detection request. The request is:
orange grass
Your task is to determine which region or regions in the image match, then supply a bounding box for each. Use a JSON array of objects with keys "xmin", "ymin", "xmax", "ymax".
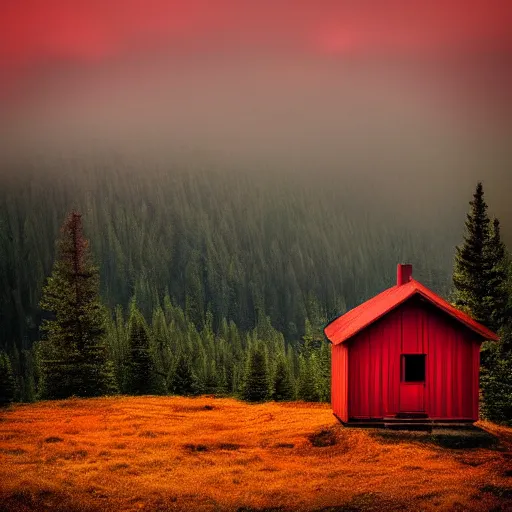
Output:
[{"xmin": 0, "ymin": 396, "xmax": 511, "ymax": 511}]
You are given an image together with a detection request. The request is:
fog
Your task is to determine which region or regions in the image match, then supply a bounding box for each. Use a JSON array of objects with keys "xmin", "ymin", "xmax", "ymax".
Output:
[{"xmin": 1, "ymin": 1, "xmax": 511, "ymax": 240}]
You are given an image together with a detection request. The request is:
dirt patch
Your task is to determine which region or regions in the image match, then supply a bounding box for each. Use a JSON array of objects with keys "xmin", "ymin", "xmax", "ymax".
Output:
[
  {"xmin": 3, "ymin": 488, "xmax": 99, "ymax": 512},
  {"xmin": 309, "ymin": 428, "xmax": 337, "ymax": 447},
  {"xmin": 109, "ymin": 462, "xmax": 130, "ymax": 471},
  {"xmin": 173, "ymin": 404, "xmax": 216, "ymax": 413},
  {"xmin": 316, "ymin": 492, "xmax": 411, "ymax": 512},
  {"xmin": 0, "ymin": 448, "xmax": 26, "ymax": 455},
  {"xmin": 479, "ymin": 484, "xmax": 512, "ymax": 500},
  {"xmin": 0, "ymin": 433, "xmax": 17, "ymax": 441},
  {"xmin": 184, "ymin": 443, "xmax": 208, "ymax": 452},
  {"xmin": 61, "ymin": 450, "xmax": 88, "ymax": 461},
  {"xmin": 44, "ymin": 436, "xmax": 64, "ymax": 443},
  {"xmin": 218, "ymin": 443, "xmax": 241, "ymax": 451},
  {"xmin": 139, "ymin": 430, "xmax": 159, "ymax": 438}
]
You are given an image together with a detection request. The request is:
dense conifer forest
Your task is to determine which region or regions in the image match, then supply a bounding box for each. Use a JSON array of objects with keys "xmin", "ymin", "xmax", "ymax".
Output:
[
  {"xmin": 0, "ymin": 152, "xmax": 510, "ymax": 420},
  {"xmin": 0, "ymin": 152, "xmax": 457, "ymax": 348}
]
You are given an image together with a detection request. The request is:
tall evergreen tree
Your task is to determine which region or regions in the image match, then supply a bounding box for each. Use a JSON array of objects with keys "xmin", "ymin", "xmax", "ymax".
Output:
[
  {"xmin": 316, "ymin": 341, "xmax": 331, "ymax": 402},
  {"xmin": 505, "ymin": 262, "xmax": 512, "ymax": 353},
  {"xmin": 483, "ymin": 218, "xmax": 510, "ymax": 332},
  {"xmin": 216, "ymin": 365, "xmax": 229, "ymax": 396},
  {"xmin": 18, "ymin": 349, "xmax": 36, "ymax": 403},
  {"xmin": 169, "ymin": 354, "xmax": 197, "ymax": 395},
  {"xmin": 273, "ymin": 355, "xmax": 295, "ymax": 401},
  {"xmin": 480, "ymin": 330, "xmax": 512, "ymax": 425},
  {"xmin": 296, "ymin": 319, "xmax": 330, "ymax": 402},
  {"xmin": 151, "ymin": 305, "xmax": 174, "ymax": 386},
  {"xmin": 125, "ymin": 305, "xmax": 164, "ymax": 395},
  {"xmin": 297, "ymin": 353, "xmax": 320, "ymax": 402},
  {"xmin": 452, "ymin": 183, "xmax": 492, "ymax": 326},
  {"xmin": 0, "ymin": 351, "xmax": 16, "ymax": 406},
  {"xmin": 203, "ymin": 359, "xmax": 220, "ymax": 395},
  {"xmin": 39, "ymin": 211, "xmax": 117, "ymax": 398},
  {"xmin": 480, "ymin": 254, "xmax": 512, "ymax": 424},
  {"xmin": 242, "ymin": 344, "xmax": 271, "ymax": 402},
  {"xmin": 451, "ymin": 186, "xmax": 512, "ymax": 422}
]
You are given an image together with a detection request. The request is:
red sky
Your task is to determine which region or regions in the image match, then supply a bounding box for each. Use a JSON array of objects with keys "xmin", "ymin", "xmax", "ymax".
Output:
[
  {"xmin": 2, "ymin": 1, "xmax": 512, "ymax": 75},
  {"xmin": 1, "ymin": 0, "xmax": 511, "ymax": 151}
]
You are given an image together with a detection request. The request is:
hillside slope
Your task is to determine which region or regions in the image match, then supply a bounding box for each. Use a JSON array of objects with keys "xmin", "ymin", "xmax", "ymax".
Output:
[
  {"xmin": 0, "ymin": 397, "xmax": 511, "ymax": 511},
  {"xmin": 0, "ymin": 156, "xmax": 459, "ymax": 349}
]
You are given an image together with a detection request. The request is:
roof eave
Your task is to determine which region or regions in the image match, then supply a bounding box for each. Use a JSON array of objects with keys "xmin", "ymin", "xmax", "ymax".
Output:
[
  {"xmin": 324, "ymin": 286, "xmax": 500, "ymax": 345},
  {"xmin": 414, "ymin": 289, "xmax": 499, "ymax": 342}
]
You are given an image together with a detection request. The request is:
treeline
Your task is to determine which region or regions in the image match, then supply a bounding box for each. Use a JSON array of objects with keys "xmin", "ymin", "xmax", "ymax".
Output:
[
  {"xmin": 0, "ymin": 153, "xmax": 455, "ymax": 405},
  {"xmin": 103, "ymin": 298, "xmax": 329, "ymax": 402},
  {"xmin": 0, "ymin": 210, "xmax": 329, "ymax": 404},
  {"xmin": 0, "ymin": 152, "xmax": 456, "ymax": 353}
]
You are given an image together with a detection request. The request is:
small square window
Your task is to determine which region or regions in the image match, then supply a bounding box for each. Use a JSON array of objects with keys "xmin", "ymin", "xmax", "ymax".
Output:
[{"xmin": 402, "ymin": 354, "xmax": 426, "ymax": 382}]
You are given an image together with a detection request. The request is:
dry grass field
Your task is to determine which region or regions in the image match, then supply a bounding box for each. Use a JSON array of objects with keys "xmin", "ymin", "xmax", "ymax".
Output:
[{"xmin": 0, "ymin": 396, "xmax": 511, "ymax": 512}]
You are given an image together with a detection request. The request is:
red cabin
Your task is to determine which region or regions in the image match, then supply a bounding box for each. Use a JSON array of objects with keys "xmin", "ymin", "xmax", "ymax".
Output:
[{"xmin": 324, "ymin": 264, "xmax": 499, "ymax": 426}]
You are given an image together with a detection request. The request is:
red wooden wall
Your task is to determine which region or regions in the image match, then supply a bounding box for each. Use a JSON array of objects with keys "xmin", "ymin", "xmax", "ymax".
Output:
[
  {"xmin": 331, "ymin": 342, "xmax": 348, "ymax": 422},
  {"xmin": 331, "ymin": 296, "xmax": 481, "ymax": 421}
]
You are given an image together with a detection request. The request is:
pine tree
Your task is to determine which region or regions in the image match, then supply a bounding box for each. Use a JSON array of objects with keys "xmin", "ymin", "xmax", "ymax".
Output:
[
  {"xmin": 152, "ymin": 305, "xmax": 173, "ymax": 385},
  {"xmin": 105, "ymin": 304, "xmax": 130, "ymax": 392},
  {"xmin": 20, "ymin": 350, "xmax": 36, "ymax": 403},
  {"xmin": 273, "ymin": 355, "xmax": 295, "ymax": 401},
  {"xmin": 452, "ymin": 183, "xmax": 492, "ymax": 326},
  {"xmin": 125, "ymin": 306, "xmax": 164, "ymax": 395},
  {"xmin": 483, "ymin": 218, "xmax": 510, "ymax": 332},
  {"xmin": 0, "ymin": 351, "xmax": 16, "ymax": 406},
  {"xmin": 242, "ymin": 344, "xmax": 271, "ymax": 402},
  {"xmin": 505, "ymin": 262, "xmax": 512, "ymax": 353},
  {"xmin": 216, "ymin": 365, "xmax": 229, "ymax": 396},
  {"xmin": 301, "ymin": 318, "xmax": 315, "ymax": 358},
  {"xmin": 451, "ymin": 186, "xmax": 512, "ymax": 421},
  {"xmin": 480, "ymin": 329, "xmax": 512, "ymax": 425},
  {"xmin": 317, "ymin": 341, "xmax": 331, "ymax": 402},
  {"xmin": 203, "ymin": 359, "xmax": 219, "ymax": 395},
  {"xmin": 39, "ymin": 211, "xmax": 117, "ymax": 398},
  {"xmin": 169, "ymin": 354, "xmax": 197, "ymax": 395},
  {"xmin": 297, "ymin": 353, "xmax": 320, "ymax": 402}
]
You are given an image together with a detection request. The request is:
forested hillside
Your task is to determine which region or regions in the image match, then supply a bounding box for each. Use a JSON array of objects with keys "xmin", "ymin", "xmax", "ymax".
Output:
[{"xmin": 0, "ymin": 151, "xmax": 457, "ymax": 352}]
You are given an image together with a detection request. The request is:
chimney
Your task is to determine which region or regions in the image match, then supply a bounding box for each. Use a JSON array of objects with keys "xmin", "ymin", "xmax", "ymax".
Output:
[{"xmin": 397, "ymin": 264, "xmax": 413, "ymax": 286}]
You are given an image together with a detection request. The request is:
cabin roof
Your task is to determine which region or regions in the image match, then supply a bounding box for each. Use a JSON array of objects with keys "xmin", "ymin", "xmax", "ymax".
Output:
[{"xmin": 324, "ymin": 278, "xmax": 499, "ymax": 345}]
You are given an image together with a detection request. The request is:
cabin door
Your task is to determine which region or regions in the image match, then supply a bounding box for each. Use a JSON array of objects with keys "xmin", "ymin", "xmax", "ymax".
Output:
[{"xmin": 399, "ymin": 354, "xmax": 426, "ymax": 413}]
